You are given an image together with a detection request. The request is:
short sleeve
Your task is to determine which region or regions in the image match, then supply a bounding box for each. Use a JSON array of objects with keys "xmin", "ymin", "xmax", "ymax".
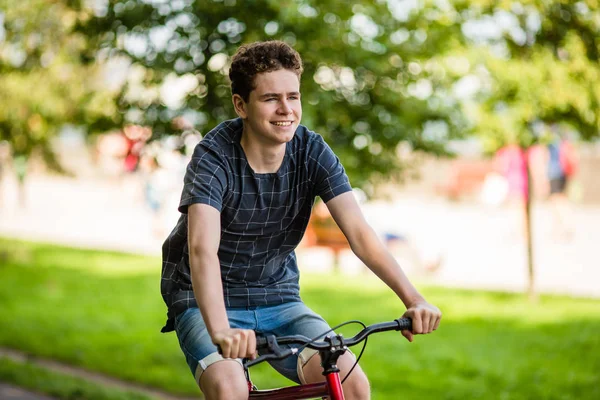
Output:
[
  {"xmin": 309, "ymin": 135, "xmax": 352, "ymax": 202},
  {"xmin": 178, "ymin": 144, "xmax": 228, "ymax": 213}
]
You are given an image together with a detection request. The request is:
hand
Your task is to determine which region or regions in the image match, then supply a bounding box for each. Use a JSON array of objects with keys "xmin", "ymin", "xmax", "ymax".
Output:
[
  {"xmin": 401, "ymin": 301, "xmax": 442, "ymax": 342},
  {"xmin": 213, "ymin": 328, "xmax": 257, "ymax": 359}
]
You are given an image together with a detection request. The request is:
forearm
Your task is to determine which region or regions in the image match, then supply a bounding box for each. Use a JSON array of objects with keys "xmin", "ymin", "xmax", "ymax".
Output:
[
  {"xmin": 351, "ymin": 228, "xmax": 425, "ymax": 308},
  {"xmin": 189, "ymin": 251, "xmax": 229, "ymax": 338}
]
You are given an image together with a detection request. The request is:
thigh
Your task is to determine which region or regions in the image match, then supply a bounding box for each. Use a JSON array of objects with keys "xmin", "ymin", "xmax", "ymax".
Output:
[
  {"xmin": 174, "ymin": 307, "xmax": 216, "ymax": 378},
  {"xmin": 256, "ymin": 302, "xmax": 333, "ymax": 383},
  {"xmin": 174, "ymin": 307, "xmax": 255, "ymax": 384}
]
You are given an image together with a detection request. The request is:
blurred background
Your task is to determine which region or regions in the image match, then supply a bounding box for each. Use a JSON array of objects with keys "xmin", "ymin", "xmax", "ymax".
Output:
[{"xmin": 1, "ymin": 1, "xmax": 599, "ymax": 399}]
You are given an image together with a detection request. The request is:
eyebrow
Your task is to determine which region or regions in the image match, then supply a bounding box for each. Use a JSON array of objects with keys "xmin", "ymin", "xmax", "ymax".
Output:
[{"xmin": 258, "ymin": 92, "xmax": 301, "ymax": 99}]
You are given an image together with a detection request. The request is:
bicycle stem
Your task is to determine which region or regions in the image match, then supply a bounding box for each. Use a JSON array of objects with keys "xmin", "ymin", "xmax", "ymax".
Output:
[{"xmin": 319, "ymin": 334, "xmax": 347, "ymax": 375}]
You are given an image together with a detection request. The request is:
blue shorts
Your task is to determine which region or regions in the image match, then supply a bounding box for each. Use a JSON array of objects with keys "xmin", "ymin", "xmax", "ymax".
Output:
[{"xmin": 174, "ymin": 301, "xmax": 333, "ymax": 384}]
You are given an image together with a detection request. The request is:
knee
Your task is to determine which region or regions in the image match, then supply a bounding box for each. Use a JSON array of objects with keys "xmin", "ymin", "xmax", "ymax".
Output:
[
  {"xmin": 343, "ymin": 370, "xmax": 371, "ymax": 400},
  {"xmin": 201, "ymin": 369, "xmax": 249, "ymax": 400},
  {"xmin": 204, "ymin": 377, "xmax": 248, "ymax": 400}
]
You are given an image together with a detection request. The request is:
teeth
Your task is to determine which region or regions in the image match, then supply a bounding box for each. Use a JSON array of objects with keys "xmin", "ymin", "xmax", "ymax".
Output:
[{"xmin": 272, "ymin": 121, "xmax": 292, "ymax": 126}]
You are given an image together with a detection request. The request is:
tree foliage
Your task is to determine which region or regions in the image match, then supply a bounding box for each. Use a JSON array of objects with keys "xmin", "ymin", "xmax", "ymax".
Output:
[
  {"xmin": 462, "ymin": 0, "xmax": 600, "ymax": 151},
  {"xmin": 0, "ymin": 0, "xmax": 117, "ymax": 167},
  {"xmin": 2, "ymin": 0, "xmax": 598, "ymax": 186},
  {"xmin": 79, "ymin": 0, "xmax": 471, "ymax": 187}
]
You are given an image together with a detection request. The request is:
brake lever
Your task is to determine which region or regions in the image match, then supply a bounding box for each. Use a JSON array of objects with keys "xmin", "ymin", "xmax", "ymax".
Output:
[{"xmin": 244, "ymin": 348, "xmax": 298, "ymax": 369}]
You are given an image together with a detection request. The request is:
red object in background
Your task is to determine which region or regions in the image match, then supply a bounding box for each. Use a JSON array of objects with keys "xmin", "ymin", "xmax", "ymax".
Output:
[
  {"xmin": 559, "ymin": 140, "xmax": 579, "ymax": 177},
  {"xmin": 122, "ymin": 125, "xmax": 152, "ymax": 173}
]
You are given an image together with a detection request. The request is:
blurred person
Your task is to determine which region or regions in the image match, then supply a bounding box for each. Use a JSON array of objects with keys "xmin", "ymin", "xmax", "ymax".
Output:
[
  {"xmin": 141, "ymin": 141, "xmax": 188, "ymax": 238},
  {"xmin": 119, "ymin": 125, "xmax": 152, "ymax": 203},
  {"xmin": 160, "ymin": 40, "xmax": 441, "ymax": 400},
  {"xmin": 547, "ymin": 132, "xmax": 578, "ymax": 240},
  {"xmin": 122, "ymin": 125, "xmax": 152, "ymax": 173},
  {"xmin": 139, "ymin": 154, "xmax": 169, "ymax": 238},
  {"xmin": 494, "ymin": 144, "xmax": 529, "ymax": 238},
  {"xmin": 94, "ymin": 132, "xmax": 130, "ymax": 176},
  {"xmin": 525, "ymin": 143, "xmax": 551, "ymax": 200}
]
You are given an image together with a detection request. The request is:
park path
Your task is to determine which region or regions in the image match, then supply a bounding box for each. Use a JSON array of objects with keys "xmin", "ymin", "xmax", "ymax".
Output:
[
  {"xmin": 0, "ymin": 348, "xmax": 199, "ymax": 400},
  {"xmin": 0, "ymin": 383, "xmax": 56, "ymax": 400}
]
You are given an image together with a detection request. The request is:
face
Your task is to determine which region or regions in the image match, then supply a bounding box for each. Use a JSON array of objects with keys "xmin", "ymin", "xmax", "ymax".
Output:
[{"xmin": 233, "ymin": 68, "xmax": 302, "ymax": 146}]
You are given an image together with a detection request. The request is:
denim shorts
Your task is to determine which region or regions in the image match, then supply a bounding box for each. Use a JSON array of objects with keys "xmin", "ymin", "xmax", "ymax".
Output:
[{"xmin": 174, "ymin": 301, "xmax": 333, "ymax": 384}]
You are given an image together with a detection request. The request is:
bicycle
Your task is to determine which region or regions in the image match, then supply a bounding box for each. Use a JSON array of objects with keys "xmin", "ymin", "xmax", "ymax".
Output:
[{"xmin": 243, "ymin": 317, "xmax": 413, "ymax": 400}]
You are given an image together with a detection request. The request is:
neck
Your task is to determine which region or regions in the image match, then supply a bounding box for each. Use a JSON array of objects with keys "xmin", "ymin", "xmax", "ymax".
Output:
[{"xmin": 240, "ymin": 130, "xmax": 286, "ymax": 174}]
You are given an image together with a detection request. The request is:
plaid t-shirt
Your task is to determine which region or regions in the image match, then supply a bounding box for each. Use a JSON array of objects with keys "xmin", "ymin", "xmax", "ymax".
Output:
[{"xmin": 160, "ymin": 118, "xmax": 352, "ymax": 332}]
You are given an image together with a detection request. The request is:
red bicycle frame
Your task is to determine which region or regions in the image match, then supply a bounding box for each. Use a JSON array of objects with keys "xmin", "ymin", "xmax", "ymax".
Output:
[{"xmin": 249, "ymin": 371, "xmax": 344, "ymax": 400}]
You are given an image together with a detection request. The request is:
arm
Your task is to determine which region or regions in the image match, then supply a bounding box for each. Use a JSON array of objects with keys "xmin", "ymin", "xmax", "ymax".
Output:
[
  {"xmin": 325, "ymin": 192, "xmax": 441, "ymax": 341},
  {"xmin": 188, "ymin": 203, "xmax": 256, "ymax": 358}
]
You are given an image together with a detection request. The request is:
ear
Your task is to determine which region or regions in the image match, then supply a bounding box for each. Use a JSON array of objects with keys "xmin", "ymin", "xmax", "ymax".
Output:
[{"xmin": 232, "ymin": 94, "xmax": 248, "ymax": 119}]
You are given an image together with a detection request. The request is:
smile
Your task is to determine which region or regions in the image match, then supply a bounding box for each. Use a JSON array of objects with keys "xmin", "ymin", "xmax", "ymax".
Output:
[{"xmin": 271, "ymin": 121, "xmax": 293, "ymax": 126}]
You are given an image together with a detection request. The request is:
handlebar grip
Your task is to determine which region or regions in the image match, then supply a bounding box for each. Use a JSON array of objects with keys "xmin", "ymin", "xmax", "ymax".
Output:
[
  {"xmin": 256, "ymin": 335, "xmax": 268, "ymax": 349},
  {"xmin": 396, "ymin": 317, "xmax": 412, "ymax": 331},
  {"xmin": 218, "ymin": 336, "xmax": 268, "ymax": 354}
]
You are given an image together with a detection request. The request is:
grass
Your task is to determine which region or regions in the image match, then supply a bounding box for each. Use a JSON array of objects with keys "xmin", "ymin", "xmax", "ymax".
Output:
[
  {"xmin": 1, "ymin": 237, "xmax": 599, "ymax": 399},
  {"xmin": 0, "ymin": 357, "xmax": 156, "ymax": 400}
]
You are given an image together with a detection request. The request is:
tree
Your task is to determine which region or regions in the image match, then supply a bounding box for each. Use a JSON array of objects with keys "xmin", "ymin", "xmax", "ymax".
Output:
[
  {"xmin": 0, "ymin": 0, "xmax": 118, "ymax": 174},
  {"xmin": 80, "ymin": 0, "xmax": 474, "ymax": 189},
  {"xmin": 460, "ymin": 0, "xmax": 600, "ymax": 298}
]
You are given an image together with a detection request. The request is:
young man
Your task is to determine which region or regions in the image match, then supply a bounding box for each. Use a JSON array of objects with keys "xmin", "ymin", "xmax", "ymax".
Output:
[{"xmin": 161, "ymin": 40, "xmax": 441, "ymax": 400}]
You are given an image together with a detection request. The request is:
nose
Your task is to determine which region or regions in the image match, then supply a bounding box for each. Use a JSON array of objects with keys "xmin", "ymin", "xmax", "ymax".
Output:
[{"xmin": 278, "ymin": 100, "xmax": 292, "ymax": 115}]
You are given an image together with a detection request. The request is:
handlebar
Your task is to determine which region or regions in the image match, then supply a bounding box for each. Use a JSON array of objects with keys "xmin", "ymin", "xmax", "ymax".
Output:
[{"xmin": 244, "ymin": 317, "xmax": 412, "ymax": 368}]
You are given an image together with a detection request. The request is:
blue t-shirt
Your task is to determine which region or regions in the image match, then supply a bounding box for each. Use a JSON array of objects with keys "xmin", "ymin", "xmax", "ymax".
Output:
[{"xmin": 160, "ymin": 118, "xmax": 352, "ymax": 332}]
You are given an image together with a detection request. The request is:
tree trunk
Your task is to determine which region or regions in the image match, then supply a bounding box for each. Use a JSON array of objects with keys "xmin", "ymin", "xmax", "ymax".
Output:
[{"xmin": 524, "ymin": 151, "xmax": 537, "ymax": 301}]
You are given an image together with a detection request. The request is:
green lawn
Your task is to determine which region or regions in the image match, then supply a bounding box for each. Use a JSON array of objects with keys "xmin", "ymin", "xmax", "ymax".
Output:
[{"xmin": 1, "ymin": 237, "xmax": 599, "ymax": 399}]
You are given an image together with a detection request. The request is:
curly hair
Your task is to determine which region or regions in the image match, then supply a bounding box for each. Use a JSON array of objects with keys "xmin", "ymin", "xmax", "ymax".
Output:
[{"xmin": 229, "ymin": 40, "xmax": 304, "ymax": 102}]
